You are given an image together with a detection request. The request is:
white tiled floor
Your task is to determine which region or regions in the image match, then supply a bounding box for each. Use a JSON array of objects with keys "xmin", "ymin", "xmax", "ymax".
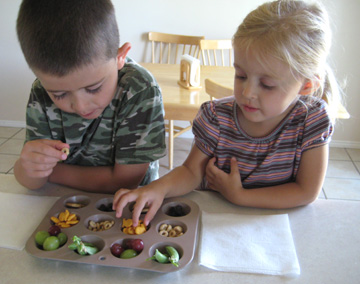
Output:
[{"xmin": 1, "ymin": 126, "xmax": 359, "ymax": 201}]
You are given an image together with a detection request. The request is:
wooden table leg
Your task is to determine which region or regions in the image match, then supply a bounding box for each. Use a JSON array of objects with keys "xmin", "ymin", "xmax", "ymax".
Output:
[{"xmin": 168, "ymin": 120, "xmax": 174, "ymax": 169}]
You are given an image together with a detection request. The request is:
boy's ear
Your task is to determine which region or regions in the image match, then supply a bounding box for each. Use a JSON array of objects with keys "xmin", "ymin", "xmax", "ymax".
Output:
[
  {"xmin": 299, "ymin": 79, "xmax": 321, "ymax": 96},
  {"xmin": 116, "ymin": 42, "xmax": 132, "ymax": 69}
]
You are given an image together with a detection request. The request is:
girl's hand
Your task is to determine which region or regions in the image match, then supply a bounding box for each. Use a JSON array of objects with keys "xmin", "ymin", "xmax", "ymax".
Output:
[
  {"xmin": 206, "ymin": 157, "xmax": 243, "ymax": 200},
  {"xmin": 113, "ymin": 186, "xmax": 166, "ymax": 227},
  {"xmin": 19, "ymin": 139, "xmax": 69, "ymax": 178}
]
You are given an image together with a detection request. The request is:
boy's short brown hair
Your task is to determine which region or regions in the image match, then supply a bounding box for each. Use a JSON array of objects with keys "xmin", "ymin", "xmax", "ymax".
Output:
[{"xmin": 17, "ymin": 0, "xmax": 120, "ymax": 76}]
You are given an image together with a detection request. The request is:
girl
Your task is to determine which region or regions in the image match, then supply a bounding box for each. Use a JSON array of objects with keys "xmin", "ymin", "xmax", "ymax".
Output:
[{"xmin": 113, "ymin": 0, "xmax": 340, "ymax": 226}]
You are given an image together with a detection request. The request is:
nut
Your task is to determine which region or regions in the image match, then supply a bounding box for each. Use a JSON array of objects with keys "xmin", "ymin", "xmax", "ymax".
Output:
[
  {"xmin": 159, "ymin": 223, "xmax": 168, "ymax": 231},
  {"xmin": 173, "ymin": 226, "xmax": 183, "ymax": 233},
  {"xmin": 158, "ymin": 223, "xmax": 185, "ymax": 237},
  {"xmin": 169, "ymin": 229, "xmax": 177, "ymax": 237},
  {"xmin": 87, "ymin": 220, "xmax": 114, "ymax": 231}
]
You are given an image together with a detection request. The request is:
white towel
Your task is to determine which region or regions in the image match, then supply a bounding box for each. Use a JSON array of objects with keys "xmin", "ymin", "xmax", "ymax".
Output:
[
  {"xmin": 0, "ymin": 192, "xmax": 59, "ymax": 250},
  {"xmin": 199, "ymin": 211, "xmax": 300, "ymax": 276}
]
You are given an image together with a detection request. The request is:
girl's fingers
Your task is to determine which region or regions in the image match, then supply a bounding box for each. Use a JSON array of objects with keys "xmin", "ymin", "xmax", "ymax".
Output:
[
  {"xmin": 114, "ymin": 190, "xmax": 138, "ymax": 219},
  {"xmin": 143, "ymin": 200, "xmax": 162, "ymax": 226},
  {"xmin": 113, "ymin": 189, "xmax": 130, "ymax": 208}
]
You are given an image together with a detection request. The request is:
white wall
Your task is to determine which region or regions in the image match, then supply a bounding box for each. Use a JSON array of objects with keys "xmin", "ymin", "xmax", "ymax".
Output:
[{"xmin": 1, "ymin": 0, "xmax": 359, "ymax": 147}]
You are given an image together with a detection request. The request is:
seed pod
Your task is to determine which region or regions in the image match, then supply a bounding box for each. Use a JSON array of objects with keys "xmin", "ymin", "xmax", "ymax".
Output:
[{"xmin": 166, "ymin": 246, "xmax": 179, "ymax": 267}]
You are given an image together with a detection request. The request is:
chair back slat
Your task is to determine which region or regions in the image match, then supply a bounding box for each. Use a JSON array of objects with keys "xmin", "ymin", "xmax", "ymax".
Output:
[
  {"xmin": 200, "ymin": 39, "xmax": 233, "ymax": 66},
  {"xmin": 149, "ymin": 32, "xmax": 204, "ymax": 64}
]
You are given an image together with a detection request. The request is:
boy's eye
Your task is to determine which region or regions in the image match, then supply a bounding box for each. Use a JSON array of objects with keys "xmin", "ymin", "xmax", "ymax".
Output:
[
  {"xmin": 52, "ymin": 93, "xmax": 67, "ymax": 100},
  {"xmin": 86, "ymin": 85, "xmax": 102, "ymax": 94}
]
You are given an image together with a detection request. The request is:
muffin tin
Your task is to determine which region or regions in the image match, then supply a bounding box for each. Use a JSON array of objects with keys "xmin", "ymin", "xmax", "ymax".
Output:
[{"xmin": 25, "ymin": 193, "xmax": 200, "ymax": 273}]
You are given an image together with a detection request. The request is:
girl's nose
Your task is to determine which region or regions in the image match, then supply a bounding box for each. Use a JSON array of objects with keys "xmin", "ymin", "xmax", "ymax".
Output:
[{"xmin": 242, "ymin": 82, "xmax": 257, "ymax": 100}]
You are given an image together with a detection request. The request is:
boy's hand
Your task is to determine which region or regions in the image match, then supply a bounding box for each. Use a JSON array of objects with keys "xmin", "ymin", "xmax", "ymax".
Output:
[
  {"xmin": 113, "ymin": 186, "xmax": 165, "ymax": 227},
  {"xmin": 19, "ymin": 139, "xmax": 69, "ymax": 178},
  {"xmin": 205, "ymin": 157, "xmax": 243, "ymax": 200}
]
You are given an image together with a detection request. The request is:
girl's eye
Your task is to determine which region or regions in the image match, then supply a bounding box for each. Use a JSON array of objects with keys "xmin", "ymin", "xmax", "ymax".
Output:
[
  {"xmin": 235, "ymin": 75, "xmax": 246, "ymax": 80},
  {"xmin": 86, "ymin": 85, "xmax": 102, "ymax": 94},
  {"xmin": 261, "ymin": 82, "xmax": 275, "ymax": 90}
]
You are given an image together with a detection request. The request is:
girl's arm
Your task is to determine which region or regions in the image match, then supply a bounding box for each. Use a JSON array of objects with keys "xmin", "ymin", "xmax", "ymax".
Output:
[
  {"xmin": 48, "ymin": 162, "xmax": 150, "ymax": 194},
  {"xmin": 113, "ymin": 145, "xmax": 210, "ymax": 226},
  {"xmin": 208, "ymin": 144, "xmax": 329, "ymax": 209}
]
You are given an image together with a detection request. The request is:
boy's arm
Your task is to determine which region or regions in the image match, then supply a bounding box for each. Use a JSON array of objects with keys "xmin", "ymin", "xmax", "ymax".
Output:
[
  {"xmin": 14, "ymin": 159, "xmax": 49, "ymax": 189},
  {"xmin": 14, "ymin": 139, "xmax": 69, "ymax": 189},
  {"xmin": 48, "ymin": 162, "xmax": 149, "ymax": 193},
  {"xmin": 209, "ymin": 145, "xmax": 329, "ymax": 208}
]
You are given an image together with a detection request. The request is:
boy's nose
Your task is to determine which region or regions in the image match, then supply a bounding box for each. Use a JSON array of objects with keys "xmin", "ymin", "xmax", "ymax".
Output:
[{"xmin": 71, "ymin": 96, "xmax": 88, "ymax": 114}]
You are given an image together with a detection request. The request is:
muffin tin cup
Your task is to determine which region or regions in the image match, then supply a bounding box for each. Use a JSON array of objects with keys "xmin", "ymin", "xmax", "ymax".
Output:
[{"xmin": 25, "ymin": 193, "xmax": 200, "ymax": 273}]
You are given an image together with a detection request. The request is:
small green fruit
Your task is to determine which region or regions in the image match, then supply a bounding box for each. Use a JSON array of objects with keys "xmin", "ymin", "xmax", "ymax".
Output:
[
  {"xmin": 43, "ymin": 236, "xmax": 60, "ymax": 251},
  {"xmin": 35, "ymin": 231, "xmax": 50, "ymax": 246},
  {"xmin": 120, "ymin": 249, "xmax": 138, "ymax": 259},
  {"xmin": 57, "ymin": 232, "xmax": 67, "ymax": 246}
]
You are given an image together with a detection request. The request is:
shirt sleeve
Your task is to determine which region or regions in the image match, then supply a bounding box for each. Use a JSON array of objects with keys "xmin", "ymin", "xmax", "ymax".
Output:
[
  {"xmin": 114, "ymin": 65, "xmax": 166, "ymax": 164},
  {"xmin": 192, "ymin": 100, "xmax": 220, "ymax": 157},
  {"xmin": 301, "ymin": 100, "xmax": 334, "ymax": 152},
  {"xmin": 25, "ymin": 79, "xmax": 58, "ymax": 142}
]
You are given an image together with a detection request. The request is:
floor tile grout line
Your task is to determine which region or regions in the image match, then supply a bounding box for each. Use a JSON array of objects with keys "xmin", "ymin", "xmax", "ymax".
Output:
[
  {"xmin": 343, "ymin": 148, "xmax": 353, "ymax": 160},
  {"xmin": 345, "ymin": 148, "xmax": 360, "ymax": 175},
  {"xmin": 321, "ymin": 188, "xmax": 328, "ymax": 200},
  {"xmin": 324, "ymin": 177, "xmax": 360, "ymax": 181}
]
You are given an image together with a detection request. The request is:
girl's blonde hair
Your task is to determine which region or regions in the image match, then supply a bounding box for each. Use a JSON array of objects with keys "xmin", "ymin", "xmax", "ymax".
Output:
[{"xmin": 233, "ymin": 0, "xmax": 342, "ymax": 120}]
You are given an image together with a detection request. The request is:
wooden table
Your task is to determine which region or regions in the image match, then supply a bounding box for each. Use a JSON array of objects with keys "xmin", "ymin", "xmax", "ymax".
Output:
[
  {"xmin": 141, "ymin": 63, "xmax": 234, "ymax": 169},
  {"xmin": 1, "ymin": 174, "xmax": 359, "ymax": 284},
  {"xmin": 141, "ymin": 63, "xmax": 234, "ymax": 121}
]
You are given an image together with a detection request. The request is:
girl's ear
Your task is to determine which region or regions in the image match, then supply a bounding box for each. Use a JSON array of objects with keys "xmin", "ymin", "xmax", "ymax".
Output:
[
  {"xmin": 299, "ymin": 79, "xmax": 320, "ymax": 96},
  {"xmin": 116, "ymin": 42, "xmax": 132, "ymax": 69}
]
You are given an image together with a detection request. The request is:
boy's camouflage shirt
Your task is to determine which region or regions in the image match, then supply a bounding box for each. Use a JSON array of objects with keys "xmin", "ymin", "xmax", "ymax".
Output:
[{"xmin": 25, "ymin": 58, "xmax": 166, "ymax": 185}]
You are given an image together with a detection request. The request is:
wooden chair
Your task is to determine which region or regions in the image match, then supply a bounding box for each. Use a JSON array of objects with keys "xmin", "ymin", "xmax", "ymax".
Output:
[
  {"xmin": 148, "ymin": 32, "xmax": 205, "ymax": 169},
  {"xmin": 148, "ymin": 32, "xmax": 204, "ymax": 64},
  {"xmin": 205, "ymin": 78, "xmax": 234, "ymax": 101},
  {"xmin": 200, "ymin": 39, "xmax": 233, "ymax": 66}
]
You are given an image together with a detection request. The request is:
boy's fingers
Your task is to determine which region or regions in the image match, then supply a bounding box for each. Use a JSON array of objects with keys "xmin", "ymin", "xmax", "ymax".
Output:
[
  {"xmin": 26, "ymin": 139, "xmax": 69, "ymax": 161},
  {"xmin": 28, "ymin": 168, "xmax": 54, "ymax": 178},
  {"xmin": 43, "ymin": 140, "xmax": 69, "ymax": 160}
]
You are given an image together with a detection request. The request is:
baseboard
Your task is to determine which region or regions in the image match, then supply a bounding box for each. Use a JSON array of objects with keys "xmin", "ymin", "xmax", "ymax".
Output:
[
  {"xmin": 0, "ymin": 120, "xmax": 26, "ymax": 128},
  {"xmin": 330, "ymin": 140, "xmax": 360, "ymax": 149}
]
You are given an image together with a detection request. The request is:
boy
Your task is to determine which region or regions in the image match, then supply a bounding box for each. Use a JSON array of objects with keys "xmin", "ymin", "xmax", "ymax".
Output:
[{"xmin": 14, "ymin": 0, "xmax": 166, "ymax": 193}]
